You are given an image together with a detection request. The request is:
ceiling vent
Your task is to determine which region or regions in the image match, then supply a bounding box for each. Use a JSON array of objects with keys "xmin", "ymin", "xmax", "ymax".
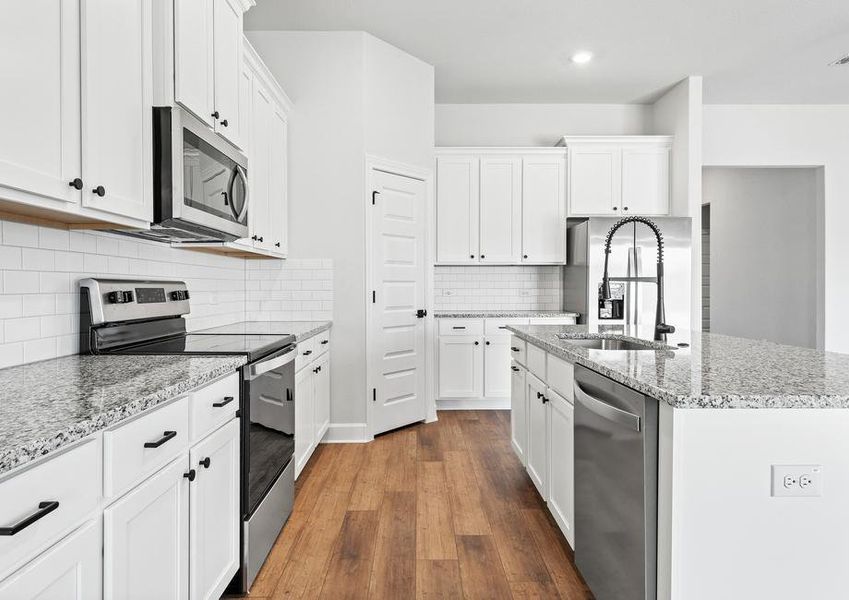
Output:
[{"xmin": 828, "ymin": 54, "xmax": 849, "ymax": 66}]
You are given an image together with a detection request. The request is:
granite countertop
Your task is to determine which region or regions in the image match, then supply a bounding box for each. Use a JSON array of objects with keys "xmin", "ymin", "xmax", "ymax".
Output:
[
  {"xmin": 0, "ymin": 354, "xmax": 246, "ymax": 475},
  {"xmin": 434, "ymin": 310, "xmax": 580, "ymax": 319},
  {"xmin": 194, "ymin": 320, "xmax": 332, "ymax": 343},
  {"xmin": 507, "ymin": 324, "xmax": 849, "ymax": 409},
  {"xmin": 286, "ymin": 321, "xmax": 332, "ymax": 342}
]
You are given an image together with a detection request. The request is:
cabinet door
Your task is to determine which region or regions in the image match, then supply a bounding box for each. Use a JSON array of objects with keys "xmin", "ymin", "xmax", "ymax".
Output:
[
  {"xmin": 249, "ymin": 82, "xmax": 272, "ymax": 250},
  {"xmin": 436, "ymin": 156, "xmax": 479, "ymax": 263},
  {"xmin": 294, "ymin": 366, "xmax": 314, "ymax": 479},
  {"xmin": 212, "ymin": 0, "xmax": 242, "ymax": 147},
  {"xmin": 483, "ymin": 336, "xmax": 512, "ymax": 397},
  {"xmin": 522, "ymin": 156, "xmax": 565, "ymax": 264},
  {"xmin": 232, "ymin": 63, "xmax": 254, "ymax": 248},
  {"xmin": 313, "ymin": 355, "xmax": 330, "ymax": 444},
  {"xmin": 104, "ymin": 456, "xmax": 189, "ymax": 600},
  {"xmin": 0, "ymin": 1, "xmax": 81, "ymax": 205},
  {"xmin": 437, "ymin": 336, "xmax": 484, "ymax": 398},
  {"xmin": 267, "ymin": 104, "xmax": 289, "ymax": 255},
  {"xmin": 526, "ymin": 373, "xmax": 548, "ymax": 499},
  {"xmin": 547, "ymin": 389, "xmax": 575, "ymax": 549},
  {"xmin": 621, "ymin": 146, "xmax": 670, "ymax": 215},
  {"xmin": 568, "ymin": 145, "xmax": 620, "ymax": 216},
  {"xmin": 174, "ymin": 0, "xmax": 214, "ymax": 126},
  {"xmin": 0, "ymin": 519, "xmax": 101, "ymax": 600},
  {"xmin": 510, "ymin": 363, "xmax": 527, "ymax": 466},
  {"xmin": 189, "ymin": 419, "xmax": 239, "ymax": 600},
  {"xmin": 479, "ymin": 157, "xmax": 521, "ymax": 263},
  {"xmin": 81, "ymin": 0, "xmax": 152, "ymax": 222}
]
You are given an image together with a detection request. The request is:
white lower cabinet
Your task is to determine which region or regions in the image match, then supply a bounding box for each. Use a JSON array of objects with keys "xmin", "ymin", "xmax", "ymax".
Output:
[
  {"xmin": 483, "ymin": 336, "xmax": 512, "ymax": 397},
  {"xmin": 104, "ymin": 455, "xmax": 190, "ymax": 600},
  {"xmin": 510, "ymin": 362, "xmax": 527, "ymax": 466},
  {"xmin": 313, "ymin": 353, "xmax": 331, "ymax": 443},
  {"xmin": 294, "ymin": 364, "xmax": 314, "ymax": 477},
  {"xmin": 547, "ymin": 388, "xmax": 575, "ymax": 548},
  {"xmin": 438, "ymin": 335, "xmax": 484, "ymax": 398},
  {"xmin": 294, "ymin": 334, "xmax": 333, "ymax": 479},
  {"xmin": 526, "ymin": 373, "xmax": 549, "ymax": 499},
  {"xmin": 0, "ymin": 519, "xmax": 102, "ymax": 600}
]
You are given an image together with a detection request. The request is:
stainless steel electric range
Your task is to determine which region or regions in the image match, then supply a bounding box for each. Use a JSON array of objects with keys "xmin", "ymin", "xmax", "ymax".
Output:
[{"xmin": 79, "ymin": 278, "xmax": 295, "ymax": 593}]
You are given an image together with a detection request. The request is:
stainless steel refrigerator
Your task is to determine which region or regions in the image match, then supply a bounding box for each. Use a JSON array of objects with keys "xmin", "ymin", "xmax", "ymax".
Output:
[{"xmin": 564, "ymin": 217, "xmax": 691, "ymax": 332}]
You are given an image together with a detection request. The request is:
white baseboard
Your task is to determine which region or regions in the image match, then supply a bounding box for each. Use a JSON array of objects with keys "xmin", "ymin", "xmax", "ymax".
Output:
[
  {"xmin": 436, "ymin": 397, "xmax": 511, "ymax": 410},
  {"xmin": 321, "ymin": 422, "xmax": 370, "ymax": 443}
]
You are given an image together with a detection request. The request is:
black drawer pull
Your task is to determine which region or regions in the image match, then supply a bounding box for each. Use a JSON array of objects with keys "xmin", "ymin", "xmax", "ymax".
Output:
[
  {"xmin": 144, "ymin": 430, "xmax": 177, "ymax": 448},
  {"xmin": 485, "ymin": 341, "xmax": 491, "ymax": 346},
  {"xmin": 213, "ymin": 396, "xmax": 234, "ymax": 408},
  {"xmin": 0, "ymin": 501, "xmax": 59, "ymax": 536},
  {"xmin": 511, "ymin": 366, "xmax": 520, "ymax": 372},
  {"xmin": 511, "ymin": 347, "xmax": 520, "ymax": 352},
  {"xmin": 184, "ymin": 469, "xmax": 196, "ymax": 482},
  {"xmin": 537, "ymin": 391, "xmax": 542, "ymax": 399},
  {"xmin": 474, "ymin": 341, "xmax": 479, "ymax": 346},
  {"xmin": 542, "ymin": 396, "xmax": 550, "ymax": 404},
  {"xmin": 302, "ymin": 350, "xmax": 313, "ymax": 356},
  {"xmin": 452, "ymin": 326, "xmax": 466, "ymax": 330},
  {"xmin": 320, "ymin": 340, "xmax": 329, "ymax": 345},
  {"xmin": 199, "ymin": 457, "xmax": 211, "ymax": 469}
]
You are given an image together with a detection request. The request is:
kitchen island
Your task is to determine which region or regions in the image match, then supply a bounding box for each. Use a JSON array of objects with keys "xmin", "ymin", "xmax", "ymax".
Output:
[{"xmin": 506, "ymin": 323, "xmax": 849, "ymax": 600}]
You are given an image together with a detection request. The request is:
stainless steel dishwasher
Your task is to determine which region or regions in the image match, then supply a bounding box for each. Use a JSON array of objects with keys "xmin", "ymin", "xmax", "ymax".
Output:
[{"xmin": 573, "ymin": 364, "xmax": 659, "ymax": 600}]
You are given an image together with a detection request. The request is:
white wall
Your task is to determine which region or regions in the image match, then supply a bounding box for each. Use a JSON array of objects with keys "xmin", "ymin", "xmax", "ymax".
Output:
[
  {"xmin": 435, "ymin": 103, "xmax": 652, "ymax": 146},
  {"xmin": 703, "ymin": 105, "xmax": 849, "ymax": 352},
  {"xmin": 704, "ymin": 168, "xmax": 820, "ymax": 348}
]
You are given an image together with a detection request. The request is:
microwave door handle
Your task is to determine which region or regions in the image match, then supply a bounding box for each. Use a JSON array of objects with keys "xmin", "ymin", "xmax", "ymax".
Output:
[{"xmin": 228, "ymin": 165, "xmax": 249, "ymax": 224}]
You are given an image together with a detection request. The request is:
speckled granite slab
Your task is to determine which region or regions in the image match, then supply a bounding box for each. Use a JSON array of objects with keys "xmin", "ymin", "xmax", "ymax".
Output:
[
  {"xmin": 434, "ymin": 310, "xmax": 579, "ymax": 319},
  {"xmin": 194, "ymin": 320, "xmax": 332, "ymax": 342},
  {"xmin": 0, "ymin": 354, "xmax": 246, "ymax": 475},
  {"xmin": 507, "ymin": 324, "xmax": 849, "ymax": 409}
]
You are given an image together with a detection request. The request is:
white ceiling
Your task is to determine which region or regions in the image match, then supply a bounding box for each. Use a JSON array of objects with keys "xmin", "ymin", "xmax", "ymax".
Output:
[{"xmin": 244, "ymin": 0, "xmax": 849, "ymax": 104}]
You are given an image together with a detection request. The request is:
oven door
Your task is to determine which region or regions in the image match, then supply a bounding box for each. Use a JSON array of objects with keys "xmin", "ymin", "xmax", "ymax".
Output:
[
  {"xmin": 154, "ymin": 107, "xmax": 249, "ymax": 241},
  {"xmin": 244, "ymin": 345, "xmax": 296, "ymax": 518}
]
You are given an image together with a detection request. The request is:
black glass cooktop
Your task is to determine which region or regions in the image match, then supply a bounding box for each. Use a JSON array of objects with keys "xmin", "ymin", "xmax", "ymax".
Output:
[
  {"xmin": 195, "ymin": 321, "xmax": 294, "ymax": 336},
  {"xmin": 117, "ymin": 333, "xmax": 295, "ymax": 362}
]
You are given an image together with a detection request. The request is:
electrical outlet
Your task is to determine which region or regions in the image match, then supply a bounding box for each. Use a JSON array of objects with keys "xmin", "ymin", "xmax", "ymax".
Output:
[
  {"xmin": 443, "ymin": 290, "xmax": 455, "ymax": 296},
  {"xmin": 771, "ymin": 465, "xmax": 823, "ymax": 497},
  {"xmin": 519, "ymin": 289, "xmax": 531, "ymax": 297}
]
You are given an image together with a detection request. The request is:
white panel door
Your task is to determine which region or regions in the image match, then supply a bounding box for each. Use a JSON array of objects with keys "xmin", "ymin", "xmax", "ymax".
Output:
[
  {"xmin": 547, "ymin": 388, "xmax": 575, "ymax": 549},
  {"xmin": 483, "ymin": 336, "xmax": 512, "ymax": 397},
  {"xmin": 479, "ymin": 157, "xmax": 521, "ymax": 263},
  {"xmin": 436, "ymin": 156, "xmax": 479, "ymax": 263},
  {"xmin": 294, "ymin": 366, "xmax": 314, "ymax": 478},
  {"xmin": 313, "ymin": 354, "xmax": 330, "ymax": 443},
  {"xmin": 189, "ymin": 419, "xmax": 239, "ymax": 600},
  {"xmin": 510, "ymin": 363, "xmax": 527, "ymax": 466},
  {"xmin": 81, "ymin": 0, "xmax": 152, "ymax": 221},
  {"xmin": 437, "ymin": 336, "xmax": 483, "ymax": 398},
  {"xmin": 522, "ymin": 156, "xmax": 565, "ymax": 264},
  {"xmin": 568, "ymin": 145, "xmax": 621, "ymax": 216},
  {"xmin": 370, "ymin": 169, "xmax": 428, "ymax": 435},
  {"xmin": 212, "ymin": 0, "xmax": 242, "ymax": 147},
  {"xmin": 526, "ymin": 373, "xmax": 549, "ymax": 499},
  {"xmin": 104, "ymin": 456, "xmax": 189, "ymax": 600},
  {"xmin": 0, "ymin": 1, "xmax": 81, "ymax": 204},
  {"xmin": 0, "ymin": 520, "xmax": 101, "ymax": 600},
  {"xmin": 267, "ymin": 105, "xmax": 289, "ymax": 254},
  {"xmin": 621, "ymin": 146, "xmax": 670, "ymax": 215},
  {"xmin": 174, "ymin": 0, "xmax": 214, "ymax": 125}
]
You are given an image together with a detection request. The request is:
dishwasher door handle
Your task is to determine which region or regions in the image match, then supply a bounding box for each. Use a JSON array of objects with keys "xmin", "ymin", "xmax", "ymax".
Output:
[{"xmin": 574, "ymin": 382, "xmax": 641, "ymax": 432}]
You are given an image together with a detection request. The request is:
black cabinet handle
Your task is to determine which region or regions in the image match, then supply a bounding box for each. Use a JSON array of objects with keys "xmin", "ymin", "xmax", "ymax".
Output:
[
  {"xmin": 480, "ymin": 254, "xmax": 486, "ymax": 259},
  {"xmin": 320, "ymin": 340, "xmax": 329, "ymax": 345},
  {"xmin": 511, "ymin": 347, "xmax": 520, "ymax": 352},
  {"xmin": 92, "ymin": 185, "xmax": 106, "ymax": 197},
  {"xmin": 199, "ymin": 457, "xmax": 211, "ymax": 469},
  {"xmin": 275, "ymin": 242, "xmax": 281, "ymax": 247},
  {"xmin": 470, "ymin": 254, "xmax": 475, "ymax": 259},
  {"xmin": 144, "ymin": 430, "xmax": 177, "ymax": 448},
  {"xmin": 303, "ymin": 350, "xmax": 312, "ymax": 356},
  {"xmin": 612, "ymin": 206, "xmax": 618, "ymax": 211},
  {"xmin": 623, "ymin": 206, "xmax": 629, "ymax": 211},
  {"xmin": 542, "ymin": 396, "xmax": 550, "ymax": 404},
  {"xmin": 511, "ymin": 366, "xmax": 520, "ymax": 372},
  {"xmin": 212, "ymin": 396, "xmax": 234, "ymax": 408},
  {"xmin": 485, "ymin": 341, "xmax": 491, "ymax": 345},
  {"xmin": 537, "ymin": 391, "xmax": 542, "ymax": 399},
  {"xmin": 313, "ymin": 367, "xmax": 318, "ymax": 374},
  {"xmin": 452, "ymin": 326, "xmax": 466, "ymax": 330},
  {"xmin": 257, "ymin": 236, "xmax": 263, "ymax": 242},
  {"xmin": 183, "ymin": 469, "xmax": 196, "ymax": 482},
  {"xmin": 523, "ymin": 254, "xmax": 528, "ymax": 259},
  {"xmin": 286, "ymin": 388, "xmax": 292, "ymax": 402},
  {"xmin": 211, "ymin": 111, "xmax": 219, "ymax": 119},
  {"xmin": 221, "ymin": 119, "xmax": 228, "ymax": 127},
  {"xmin": 474, "ymin": 341, "xmax": 479, "ymax": 346},
  {"xmin": 251, "ymin": 235, "xmax": 258, "ymax": 241},
  {"xmin": 0, "ymin": 501, "xmax": 59, "ymax": 536},
  {"xmin": 69, "ymin": 178, "xmax": 83, "ymax": 190}
]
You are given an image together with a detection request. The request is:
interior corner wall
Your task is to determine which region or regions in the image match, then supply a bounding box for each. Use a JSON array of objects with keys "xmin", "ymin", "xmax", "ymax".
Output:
[
  {"xmin": 246, "ymin": 30, "xmax": 368, "ymax": 425},
  {"xmin": 651, "ymin": 76, "xmax": 703, "ymax": 332},
  {"xmin": 435, "ymin": 103, "xmax": 653, "ymax": 146}
]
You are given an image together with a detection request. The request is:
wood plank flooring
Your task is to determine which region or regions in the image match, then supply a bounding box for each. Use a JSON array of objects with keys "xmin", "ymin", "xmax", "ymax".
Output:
[{"xmin": 240, "ymin": 410, "xmax": 592, "ymax": 599}]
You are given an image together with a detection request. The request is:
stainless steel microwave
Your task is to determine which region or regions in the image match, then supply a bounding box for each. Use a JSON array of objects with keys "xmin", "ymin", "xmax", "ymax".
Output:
[{"xmin": 133, "ymin": 107, "xmax": 249, "ymax": 243}]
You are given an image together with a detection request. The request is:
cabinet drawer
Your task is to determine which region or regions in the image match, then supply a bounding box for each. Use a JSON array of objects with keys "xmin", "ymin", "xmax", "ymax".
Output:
[
  {"xmin": 526, "ymin": 343, "xmax": 547, "ymax": 380},
  {"xmin": 528, "ymin": 317, "xmax": 577, "ymax": 326},
  {"xmin": 315, "ymin": 330, "xmax": 331, "ymax": 357},
  {"xmin": 104, "ymin": 396, "xmax": 190, "ymax": 499},
  {"xmin": 190, "ymin": 373, "xmax": 240, "ymax": 444},
  {"xmin": 509, "ymin": 337, "xmax": 527, "ymax": 366},
  {"xmin": 547, "ymin": 354, "xmax": 575, "ymax": 402},
  {"xmin": 0, "ymin": 438, "xmax": 101, "ymax": 579},
  {"xmin": 438, "ymin": 318, "xmax": 484, "ymax": 336},
  {"xmin": 484, "ymin": 318, "xmax": 529, "ymax": 336},
  {"xmin": 296, "ymin": 337, "xmax": 316, "ymax": 372}
]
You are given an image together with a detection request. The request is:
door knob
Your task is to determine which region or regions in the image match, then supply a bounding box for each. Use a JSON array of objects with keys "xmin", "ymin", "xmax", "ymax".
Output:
[
  {"xmin": 69, "ymin": 178, "xmax": 83, "ymax": 190},
  {"xmin": 92, "ymin": 185, "xmax": 106, "ymax": 197}
]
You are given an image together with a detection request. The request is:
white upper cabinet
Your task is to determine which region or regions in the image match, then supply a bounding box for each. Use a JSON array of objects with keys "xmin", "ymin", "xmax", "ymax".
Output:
[
  {"xmin": 479, "ymin": 157, "xmax": 521, "ymax": 263},
  {"xmin": 562, "ymin": 136, "xmax": 672, "ymax": 217},
  {"xmin": 436, "ymin": 155, "xmax": 479, "ymax": 264},
  {"xmin": 211, "ymin": 0, "xmax": 243, "ymax": 147},
  {"xmin": 266, "ymin": 102, "xmax": 289, "ymax": 254},
  {"xmin": 81, "ymin": 0, "xmax": 153, "ymax": 222},
  {"xmin": 174, "ymin": 0, "xmax": 215, "ymax": 127},
  {"xmin": 521, "ymin": 156, "xmax": 565, "ymax": 264}
]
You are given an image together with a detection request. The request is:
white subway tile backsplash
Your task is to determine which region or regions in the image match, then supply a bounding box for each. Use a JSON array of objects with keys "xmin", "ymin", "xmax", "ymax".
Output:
[
  {"xmin": 2, "ymin": 221, "xmax": 39, "ymax": 248},
  {"xmin": 434, "ymin": 265, "xmax": 562, "ymax": 311}
]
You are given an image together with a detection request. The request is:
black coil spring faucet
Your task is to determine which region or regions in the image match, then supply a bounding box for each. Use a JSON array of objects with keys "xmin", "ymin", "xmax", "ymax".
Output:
[{"xmin": 601, "ymin": 216, "xmax": 676, "ymax": 342}]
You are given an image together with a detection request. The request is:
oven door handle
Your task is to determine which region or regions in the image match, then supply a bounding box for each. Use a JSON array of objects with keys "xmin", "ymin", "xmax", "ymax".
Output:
[{"xmin": 246, "ymin": 346, "xmax": 296, "ymax": 380}]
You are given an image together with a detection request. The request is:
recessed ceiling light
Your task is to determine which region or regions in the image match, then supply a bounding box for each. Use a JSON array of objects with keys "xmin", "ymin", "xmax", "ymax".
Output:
[
  {"xmin": 571, "ymin": 51, "xmax": 593, "ymax": 65},
  {"xmin": 828, "ymin": 53, "xmax": 849, "ymax": 66}
]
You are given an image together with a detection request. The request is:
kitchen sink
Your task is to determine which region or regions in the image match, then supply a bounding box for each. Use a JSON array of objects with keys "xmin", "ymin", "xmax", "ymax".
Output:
[{"xmin": 558, "ymin": 336, "xmax": 668, "ymax": 351}]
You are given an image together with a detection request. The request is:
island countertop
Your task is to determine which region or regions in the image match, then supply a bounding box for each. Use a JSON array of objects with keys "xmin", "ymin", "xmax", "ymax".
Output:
[
  {"xmin": 434, "ymin": 310, "xmax": 579, "ymax": 319},
  {"xmin": 0, "ymin": 353, "xmax": 246, "ymax": 475},
  {"xmin": 506, "ymin": 324, "xmax": 849, "ymax": 409}
]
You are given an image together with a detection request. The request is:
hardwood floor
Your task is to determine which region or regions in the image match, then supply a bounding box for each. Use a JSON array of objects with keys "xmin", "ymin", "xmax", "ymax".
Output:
[{"xmin": 242, "ymin": 410, "xmax": 592, "ymax": 599}]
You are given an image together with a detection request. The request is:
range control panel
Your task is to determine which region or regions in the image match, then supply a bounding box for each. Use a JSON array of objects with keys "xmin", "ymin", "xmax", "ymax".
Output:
[{"xmin": 80, "ymin": 279, "xmax": 191, "ymax": 325}]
